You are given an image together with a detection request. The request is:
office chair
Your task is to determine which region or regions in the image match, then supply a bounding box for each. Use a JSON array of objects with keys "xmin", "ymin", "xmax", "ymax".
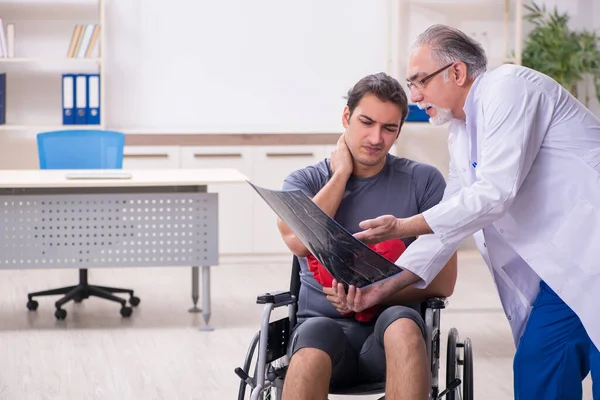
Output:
[{"xmin": 26, "ymin": 130, "xmax": 140, "ymax": 320}]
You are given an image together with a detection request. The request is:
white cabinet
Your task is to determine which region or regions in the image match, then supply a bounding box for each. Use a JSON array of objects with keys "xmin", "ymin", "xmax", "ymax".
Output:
[
  {"xmin": 123, "ymin": 146, "xmax": 181, "ymax": 169},
  {"xmin": 180, "ymin": 146, "xmax": 254, "ymax": 255},
  {"xmin": 251, "ymin": 145, "xmax": 328, "ymax": 254}
]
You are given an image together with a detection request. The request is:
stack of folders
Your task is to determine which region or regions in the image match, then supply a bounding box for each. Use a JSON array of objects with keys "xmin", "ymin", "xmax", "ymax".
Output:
[{"xmin": 62, "ymin": 74, "xmax": 100, "ymax": 125}]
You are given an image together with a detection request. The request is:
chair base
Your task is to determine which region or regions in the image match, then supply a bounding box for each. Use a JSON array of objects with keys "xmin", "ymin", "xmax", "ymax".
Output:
[{"xmin": 26, "ymin": 269, "xmax": 140, "ymax": 319}]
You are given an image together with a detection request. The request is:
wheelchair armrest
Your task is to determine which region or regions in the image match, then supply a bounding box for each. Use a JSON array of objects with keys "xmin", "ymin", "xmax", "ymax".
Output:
[
  {"xmin": 256, "ymin": 291, "xmax": 297, "ymax": 307},
  {"xmin": 427, "ymin": 297, "xmax": 447, "ymax": 309}
]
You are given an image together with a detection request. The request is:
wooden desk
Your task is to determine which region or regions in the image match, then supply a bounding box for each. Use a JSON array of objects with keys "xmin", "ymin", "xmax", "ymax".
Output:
[{"xmin": 0, "ymin": 168, "xmax": 248, "ymax": 330}]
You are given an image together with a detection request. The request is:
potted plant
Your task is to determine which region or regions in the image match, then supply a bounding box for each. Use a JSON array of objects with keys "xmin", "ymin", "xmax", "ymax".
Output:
[{"xmin": 521, "ymin": 2, "xmax": 600, "ymax": 107}]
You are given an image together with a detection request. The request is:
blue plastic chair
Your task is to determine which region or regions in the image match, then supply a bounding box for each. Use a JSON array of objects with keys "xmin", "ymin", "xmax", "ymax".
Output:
[
  {"xmin": 27, "ymin": 129, "xmax": 140, "ymax": 320},
  {"xmin": 37, "ymin": 129, "xmax": 124, "ymax": 169}
]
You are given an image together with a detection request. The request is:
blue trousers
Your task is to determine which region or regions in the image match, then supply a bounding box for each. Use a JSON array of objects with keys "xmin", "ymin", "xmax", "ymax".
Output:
[{"xmin": 514, "ymin": 281, "xmax": 600, "ymax": 399}]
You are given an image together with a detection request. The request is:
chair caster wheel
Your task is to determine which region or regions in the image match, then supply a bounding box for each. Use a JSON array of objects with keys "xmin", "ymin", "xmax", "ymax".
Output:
[
  {"xmin": 129, "ymin": 296, "xmax": 140, "ymax": 307},
  {"xmin": 120, "ymin": 306, "xmax": 133, "ymax": 318},
  {"xmin": 27, "ymin": 300, "xmax": 39, "ymax": 311},
  {"xmin": 55, "ymin": 309, "xmax": 67, "ymax": 320}
]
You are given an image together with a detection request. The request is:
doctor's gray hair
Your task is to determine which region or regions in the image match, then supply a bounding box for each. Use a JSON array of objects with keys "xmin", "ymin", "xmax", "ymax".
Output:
[{"xmin": 412, "ymin": 24, "xmax": 487, "ymax": 80}]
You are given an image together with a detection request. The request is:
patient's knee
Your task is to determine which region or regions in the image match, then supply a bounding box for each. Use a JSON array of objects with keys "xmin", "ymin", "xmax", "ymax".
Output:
[
  {"xmin": 384, "ymin": 318, "xmax": 424, "ymax": 348},
  {"xmin": 375, "ymin": 306, "xmax": 425, "ymax": 348},
  {"xmin": 290, "ymin": 317, "xmax": 346, "ymax": 365}
]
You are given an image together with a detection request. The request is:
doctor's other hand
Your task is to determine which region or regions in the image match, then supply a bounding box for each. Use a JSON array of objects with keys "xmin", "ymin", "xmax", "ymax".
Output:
[{"xmin": 354, "ymin": 215, "xmax": 402, "ymax": 244}]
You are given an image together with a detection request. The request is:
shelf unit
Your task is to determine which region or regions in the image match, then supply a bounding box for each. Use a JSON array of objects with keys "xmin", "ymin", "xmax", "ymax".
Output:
[{"xmin": 0, "ymin": 0, "xmax": 105, "ymax": 131}]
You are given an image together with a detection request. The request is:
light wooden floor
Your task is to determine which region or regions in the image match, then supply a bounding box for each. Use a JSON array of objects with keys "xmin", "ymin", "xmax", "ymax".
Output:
[{"xmin": 0, "ymin": 250, "xmax": 593, "ymax": 399}]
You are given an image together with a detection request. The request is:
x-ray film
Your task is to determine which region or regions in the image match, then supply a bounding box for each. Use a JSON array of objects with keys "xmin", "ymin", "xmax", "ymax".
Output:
[{"xmin": 248, "ymin": 181, "xmax": 403, "ymax": 288}]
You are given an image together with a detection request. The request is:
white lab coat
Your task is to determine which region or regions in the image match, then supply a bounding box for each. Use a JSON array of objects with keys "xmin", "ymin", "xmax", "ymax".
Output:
[{"xmin": 396, "ymin": 64, "xmax": 600, "ymax": 349}]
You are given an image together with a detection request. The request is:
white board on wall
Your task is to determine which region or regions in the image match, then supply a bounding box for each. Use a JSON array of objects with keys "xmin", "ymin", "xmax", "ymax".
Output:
[{"xmin": 106, "ymin": 0, "xmax": 390, "ymax": 133}]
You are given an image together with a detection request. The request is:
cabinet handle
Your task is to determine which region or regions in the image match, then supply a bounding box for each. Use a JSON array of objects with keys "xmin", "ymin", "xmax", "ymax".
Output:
[
  {"xmin": 124, "ymin": 153, "xmax": 169, "ymax": 158},
  {"xmin": 266, "ymin": 152, "xmax": 314, "ymax": 158},
  {"xmin": 194, "ymin": 153, "xmax": 243, "ymax": 158}
]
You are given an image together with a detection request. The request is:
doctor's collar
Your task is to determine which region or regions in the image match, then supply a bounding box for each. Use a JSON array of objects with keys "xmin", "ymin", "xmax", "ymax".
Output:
[{"xmin": 462, "ymin": 74, "xmax": 484, "ymax": 118}]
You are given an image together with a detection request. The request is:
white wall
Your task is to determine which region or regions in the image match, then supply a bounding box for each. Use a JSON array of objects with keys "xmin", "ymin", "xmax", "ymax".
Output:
[{"xmin": 108, "ymin": 0, "xmax": 390, "ymax": 133}]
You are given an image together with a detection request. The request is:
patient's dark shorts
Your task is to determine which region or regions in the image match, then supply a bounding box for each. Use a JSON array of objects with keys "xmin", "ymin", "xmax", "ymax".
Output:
[{"xmin": 288, "ymin": 306, "xmax": 425, "ymax": 389}]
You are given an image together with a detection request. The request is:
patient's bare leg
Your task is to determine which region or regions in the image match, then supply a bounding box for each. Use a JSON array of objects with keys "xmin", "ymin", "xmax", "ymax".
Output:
[
  {"xmin": 384, "ymin": 318, "xmax": 429, "ymax": 400},
  {"xmin": 282, "ymin": 348, "xmax": 331, "ymax": 400}
]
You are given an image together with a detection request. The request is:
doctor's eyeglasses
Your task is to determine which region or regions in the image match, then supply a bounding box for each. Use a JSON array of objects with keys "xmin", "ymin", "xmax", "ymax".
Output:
[{"xmin": 406, "ymin": 62, "xmax": 454, "ymax": 91}]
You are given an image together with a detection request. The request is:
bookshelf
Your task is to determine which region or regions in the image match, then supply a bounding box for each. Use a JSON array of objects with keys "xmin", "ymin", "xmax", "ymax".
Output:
[{"xmin": 0, "ymin": 0, "xmax": 105, "ymax": 130}]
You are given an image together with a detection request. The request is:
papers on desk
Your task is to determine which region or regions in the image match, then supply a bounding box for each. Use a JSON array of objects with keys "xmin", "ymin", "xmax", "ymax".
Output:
[
  {"xmin": 248, "ymin": 181, "xmax": 403, "ymax": 289},
  {"xmin": 65, "ymin": 171, "xmax": 133, "ymax": 180}
]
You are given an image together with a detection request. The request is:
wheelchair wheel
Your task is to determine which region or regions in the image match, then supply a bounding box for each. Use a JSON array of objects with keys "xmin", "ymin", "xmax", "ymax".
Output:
[
  {"xmin": 236, "ymin": 331, "xmax": 286, "ymax": 400},
  {"xmin": 446, "ymin": 328, "xmax": 460, "ymax": 400},
  {"xmin": 462, "ymin": 338, "xmax": 474, "ymax": 400},
  {"xmin": 238, "ymin": 331, "xmax": 260, "ymax": 400},
  {"xmin": 446, "ymin": 328, "xmax": 474, "ymax": 400}
]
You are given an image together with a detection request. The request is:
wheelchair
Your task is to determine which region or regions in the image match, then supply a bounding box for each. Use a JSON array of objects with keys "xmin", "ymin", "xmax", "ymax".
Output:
[{"xmin": 235, "ymin": 256, "xmax": 474, "ymax": 400}]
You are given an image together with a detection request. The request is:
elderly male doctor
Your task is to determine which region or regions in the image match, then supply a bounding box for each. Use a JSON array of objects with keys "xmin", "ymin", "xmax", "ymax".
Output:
[{"xmin": 329, "ymin": 24, "xmax": 600, "ymax": 399}]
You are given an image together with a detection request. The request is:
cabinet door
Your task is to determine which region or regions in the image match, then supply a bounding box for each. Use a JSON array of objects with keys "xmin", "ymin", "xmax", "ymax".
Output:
[
  {"xmin": 251, "ymin": 145, "xmax": 327, "ymax": 254},
  {"xmin": 123, "ymin": 146, "xmax": 181, "ymax": 169},
  {"xmin": 180, "ymin": 146, "xmax": 254, "ymax": 255}
]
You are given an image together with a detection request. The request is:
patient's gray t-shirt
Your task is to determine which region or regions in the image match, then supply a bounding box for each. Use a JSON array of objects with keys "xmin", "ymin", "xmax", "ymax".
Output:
[{"xmin": 282, "ymin": 153, "xmax": 446, "ymax": 320}]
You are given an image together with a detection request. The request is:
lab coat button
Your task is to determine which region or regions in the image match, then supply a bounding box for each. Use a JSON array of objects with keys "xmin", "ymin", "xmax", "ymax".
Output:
[
  {"xmin": 483, "ymin": 242, "xmax": 487, "ymax": 247},
  {"xmin": 508, "ymin": 315, "xmax": 512, "ymax": 321},
  {"xmin": 499, "ymin": 229, "xmax": 504, "ymax": 233},
  {"xmin": 462, "ymin": 168, "xmax": 466, "ymax": 172}
]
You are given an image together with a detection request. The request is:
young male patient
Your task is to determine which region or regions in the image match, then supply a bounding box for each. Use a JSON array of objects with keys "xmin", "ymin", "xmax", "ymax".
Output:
[{"xmin": 277, "ymin": 73, "xmax": 458, "ymax": 400}]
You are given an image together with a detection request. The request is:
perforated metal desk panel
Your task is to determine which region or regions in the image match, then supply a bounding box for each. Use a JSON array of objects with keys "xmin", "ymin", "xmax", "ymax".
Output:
[{"xmin": 0, "ymin": 168, "xmax": 248, "ymax": 330}]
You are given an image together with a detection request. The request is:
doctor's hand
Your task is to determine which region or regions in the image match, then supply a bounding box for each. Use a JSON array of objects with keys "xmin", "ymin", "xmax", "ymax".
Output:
[{"xmin": 353, "ymin": 215, "xmax": 403, "ymax": 244}]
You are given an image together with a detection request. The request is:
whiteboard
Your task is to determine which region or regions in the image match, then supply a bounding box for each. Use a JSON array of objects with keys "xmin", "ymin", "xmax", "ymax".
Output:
[{"xmin": 106, "ymin": 0, "xmax": 390, "ymax": 133}]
